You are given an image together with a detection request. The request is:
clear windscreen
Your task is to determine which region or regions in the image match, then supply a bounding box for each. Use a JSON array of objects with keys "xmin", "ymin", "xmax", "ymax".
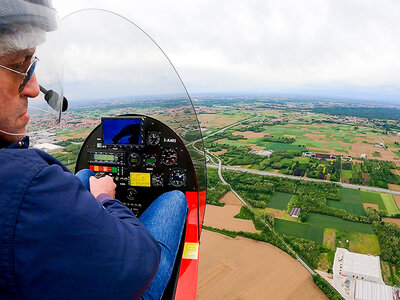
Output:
[
  {"xmin": 26, "ymin": 29, "xmax": 64, "ymax": 133},
  {"xmin": 61, "ymin": 9, "xmax": 206, "ymax": 191}
]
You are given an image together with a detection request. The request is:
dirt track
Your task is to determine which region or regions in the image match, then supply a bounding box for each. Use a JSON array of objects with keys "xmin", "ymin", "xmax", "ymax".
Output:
[{"xmin": 197, "ymin": 230, "xmax": 327, "ymax": 300}]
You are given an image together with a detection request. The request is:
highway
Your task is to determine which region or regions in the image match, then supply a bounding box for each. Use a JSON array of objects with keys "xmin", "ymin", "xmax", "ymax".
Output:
[{"xmin": 208, "ymin": 164, "xmax": 400, "ymax": 196}]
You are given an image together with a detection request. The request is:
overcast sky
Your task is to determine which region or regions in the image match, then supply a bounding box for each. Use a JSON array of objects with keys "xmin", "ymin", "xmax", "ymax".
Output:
[{"xmin": 53, "ymin": 0, "xmax": 400, "ymax": 101}]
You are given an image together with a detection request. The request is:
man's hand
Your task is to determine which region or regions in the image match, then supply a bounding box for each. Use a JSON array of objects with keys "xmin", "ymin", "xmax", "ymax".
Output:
[{"xmin": 89, "ymin": 175, "xmax": 116, "ymax": 199}]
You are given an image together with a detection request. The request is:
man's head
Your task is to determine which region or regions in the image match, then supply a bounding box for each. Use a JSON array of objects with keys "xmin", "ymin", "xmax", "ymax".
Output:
[{"xmin": 0, "ymin": 0, "xmax": 57, "ymax": 143}]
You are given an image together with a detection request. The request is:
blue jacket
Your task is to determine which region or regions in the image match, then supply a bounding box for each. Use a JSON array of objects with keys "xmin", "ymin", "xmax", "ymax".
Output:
[{"xmin": 0, "ymin": 138, "xmax": 161, "ymax": 299}]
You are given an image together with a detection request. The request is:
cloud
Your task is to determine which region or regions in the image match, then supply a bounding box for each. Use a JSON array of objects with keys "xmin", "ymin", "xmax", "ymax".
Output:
[{"xmin": 53, "ymin": 0, "xmax": 400, "ymax": 100}]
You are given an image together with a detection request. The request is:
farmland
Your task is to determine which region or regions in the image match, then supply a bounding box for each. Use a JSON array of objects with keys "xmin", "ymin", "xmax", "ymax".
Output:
[
  {"xmin": 267, "ymin": 192, "xmax": 293, "ymax": 210},
  {"xmin": 274, "ymin": 213, "xmax": 374, "ymax": 245},
  {"xmin": 200, "ymin": 99, "xmax": 400, "ymax": 191}
]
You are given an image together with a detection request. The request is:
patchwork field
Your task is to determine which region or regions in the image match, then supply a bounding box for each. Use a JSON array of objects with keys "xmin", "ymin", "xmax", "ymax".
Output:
[
  {"xmin": 325, "ymin": 188, "xmax": 365, "ymax": 216},
  {"xmin": 274, "ymin": 213, "xmax": 374, "ymax": 245},
  {"xmin": 381, "ymin": 193, "xmax": 400, "ymax": 215},
  {"xmin": 198, "ymin": 113, "xmax": 248, "ymax": 129},
  {"xmin": 267, "ymin": 192, "xmax": 293, "ymax": 210},
  {"xmin": 322, "ymin": 228, "xmax": 380, "ymax": 255},
  {"xmin": 326, "ymin": 199, "xmax": 365, "ymax": 216}
]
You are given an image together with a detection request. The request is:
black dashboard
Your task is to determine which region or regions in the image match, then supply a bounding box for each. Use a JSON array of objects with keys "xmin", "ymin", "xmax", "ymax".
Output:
[{"xmin": 75, "ymin": 115, "xmax": 197, "ymax": 216}]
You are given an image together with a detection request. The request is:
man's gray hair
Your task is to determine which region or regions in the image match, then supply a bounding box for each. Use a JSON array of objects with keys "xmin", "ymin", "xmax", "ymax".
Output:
[{"xmin": 0, "ymin": 24, "xmax": 45, "ymax": 56}]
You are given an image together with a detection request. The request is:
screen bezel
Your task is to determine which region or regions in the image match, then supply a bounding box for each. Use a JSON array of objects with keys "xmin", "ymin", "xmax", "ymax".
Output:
[{"xmin": 101, "ymin": 117, "xmax": 145, "ymax": 146}]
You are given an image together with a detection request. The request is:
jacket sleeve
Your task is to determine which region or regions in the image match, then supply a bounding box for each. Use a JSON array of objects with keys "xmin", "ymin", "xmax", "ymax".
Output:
[{"xmin": 13, "ymin": 164, "xmax": 161, "ymax": 300}]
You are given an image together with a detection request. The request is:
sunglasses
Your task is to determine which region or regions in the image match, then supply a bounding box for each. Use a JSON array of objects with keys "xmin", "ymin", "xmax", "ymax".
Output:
[{"xmin": 0, "ymin": 57, "xmax": 39, "ymax": 93}]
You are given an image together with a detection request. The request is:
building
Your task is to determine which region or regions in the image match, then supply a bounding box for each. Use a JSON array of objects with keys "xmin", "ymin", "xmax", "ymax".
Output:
[
  {"xmin": 33, "ymin": 143, "xmax": 63, "ymax": 153},
  {"xmin": 289, "ymin": 207, "xmax": 301, "ymax": 218},
  {"xmin": 249, "ymin": 149, "xmax": 274, "ymax": 157},
  {"xmin": 332, "ymin": 248, "xmax": 396, "ymax": 300},
  {"xmin": 354, "ymin": 280, "xmax": 392, "ymax": 300},
  {"xmin": 302, "ymin": 151, "xmax": 336, "ymax": 161},
  {"xmin": 333, "ymin": 248, "xmax": 384, "ymax": 284}
]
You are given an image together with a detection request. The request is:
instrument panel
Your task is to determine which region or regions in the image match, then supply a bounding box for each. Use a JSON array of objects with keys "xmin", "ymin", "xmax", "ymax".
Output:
[{"xmin": 75, "ymin": 115, "xmax": 197, "ymax": 216}]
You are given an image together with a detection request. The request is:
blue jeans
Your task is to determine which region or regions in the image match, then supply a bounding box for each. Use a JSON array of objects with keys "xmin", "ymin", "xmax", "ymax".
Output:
[{"xmin": 76, "ymin": 169, "xmax": 188, "ymax": 300}]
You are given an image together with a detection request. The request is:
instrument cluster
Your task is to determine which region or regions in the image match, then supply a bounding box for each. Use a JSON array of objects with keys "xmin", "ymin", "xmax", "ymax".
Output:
[{"xmin": 76, "ymin": 115, "xmax": 196, "ymax": 216}]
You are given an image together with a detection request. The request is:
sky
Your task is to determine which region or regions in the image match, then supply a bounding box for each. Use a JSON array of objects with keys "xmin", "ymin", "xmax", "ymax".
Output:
[{"xmin": 53, "ymin": 0, "xmax": 400, "ymax": 102}]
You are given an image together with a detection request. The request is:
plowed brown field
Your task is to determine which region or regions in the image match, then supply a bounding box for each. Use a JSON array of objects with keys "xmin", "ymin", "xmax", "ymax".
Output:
[{"xmin": 197, "ymin": 231, "xmax": 327, "ymax": 299}]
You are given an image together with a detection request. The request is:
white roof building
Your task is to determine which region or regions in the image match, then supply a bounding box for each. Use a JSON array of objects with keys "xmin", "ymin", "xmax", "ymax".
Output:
[
  {"xmin": 33, "ymin": 143, "xmax": 63, "ymax": 153},
  {"xmin": 333, "ymin": 248, "xmax": 384, "ymax": 284},
  {"xmin": 332, "ymin": 248, "xmax": 395, "ymax": 300},
  {"xmin": 354, "ymin": 280, "xmax": 392, "ymax": 300}
]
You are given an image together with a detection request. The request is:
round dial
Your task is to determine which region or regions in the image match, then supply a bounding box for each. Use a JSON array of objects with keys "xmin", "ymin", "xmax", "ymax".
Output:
[
  {"xmin": 144, "ymin": 155, "xmax": 157, "ymax": 167},
  {"xmin": 151, "ymin": 174, "xmax": 164, "ymax": 187},
  {"xmin": 169, "ymin": 169, "xmax": 187, "ymax": 187},
  {"xmin": 160, "ymin": 148, "xmax": 178, "ymax": 166},
  {"xmin": 147, "ymin": 131, "xmax": 161, "ymax": 146},
  {"xmin": 128, "ymin": 152, "xmax": 140, "ymax": 166}
]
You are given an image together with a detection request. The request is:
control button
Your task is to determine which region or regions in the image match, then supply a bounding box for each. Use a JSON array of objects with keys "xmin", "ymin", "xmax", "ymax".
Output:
[
  {"xmin": 112, "ymin": 167, "xmax": 118, "ymax": 173},
  {"xmin": 90, "ymin": 165, "xmax": 94, "ymax": 171},
  {"xmin": 94, "ymin": 166, "xmax": 100, "ymax": 172}
]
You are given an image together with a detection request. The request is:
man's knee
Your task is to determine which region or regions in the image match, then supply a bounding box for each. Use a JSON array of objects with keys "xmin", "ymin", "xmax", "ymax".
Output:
[{"xmin": 159, "ymin": 190, "xmax": 188, "ymax": 214}]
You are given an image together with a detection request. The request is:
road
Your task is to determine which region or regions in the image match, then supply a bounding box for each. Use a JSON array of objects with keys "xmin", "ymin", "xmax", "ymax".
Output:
[
  {"xmin": 205, "ymin": 154, "xmax": 314, "ymax": 274},
  {"xmin": 208, "ymin": 164, "xmax": 400, "ymax": 196}
]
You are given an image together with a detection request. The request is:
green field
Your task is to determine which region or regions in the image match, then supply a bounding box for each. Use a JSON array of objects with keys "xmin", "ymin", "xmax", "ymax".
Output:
[
  {"xmin": 360, "ymin": 191, "xmax": 386, "ymax": 211},
  {"xmin": 326, "ymin": 199, "xmax": 365, "ymax": 216},
  {"xmin": 341, "ymin": 170, "xmax": 353, "ymax": 179},
  {"xmin": 261, "ymin": 142, "xmax": 306, "ymax": 151},
  {"xmin": 380, "ymin": 193, "xmax": 400, "ymax": 215},
  {"xmin": 267, "ymin": 192, "xmax": 293, "ymax": 210},
  {"xmin": 307, "ymin": 213, "xmax": 374, "ymax": 234},
  {"xmin": 274, "ymin": 219, "xmax": 324, "ymax": 244},
  {"xmin": 340, "ymin": 188, "xmax": 363, "ymax": 204},
  {"xmin": 326, "ymin": 188, "xmax": 366, "ymax": 216},
  {"xmin": 274, "ymin": 213, "xmax": 374, "ymax": 245}
]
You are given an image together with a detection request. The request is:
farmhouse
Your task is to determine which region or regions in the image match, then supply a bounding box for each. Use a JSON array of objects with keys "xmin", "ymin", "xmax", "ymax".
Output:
[{"xmin": 302, "ymin": 151, "xmax": 336, "ymax": 161}]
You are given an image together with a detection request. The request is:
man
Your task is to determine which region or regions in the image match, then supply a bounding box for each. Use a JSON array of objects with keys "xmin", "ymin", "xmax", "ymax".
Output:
[{"xmin": 0, "ymin": 1, "xmax": 188, "ymax": 299}]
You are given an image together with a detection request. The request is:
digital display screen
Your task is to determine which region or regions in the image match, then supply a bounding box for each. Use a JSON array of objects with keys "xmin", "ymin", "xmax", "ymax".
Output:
[
  {"xmin": 94, "ymin": 153, "xmax": 115, "ymax": 161},
  {"xmin": 102, "ymin": 119, "xmax": 143, "ymax": 145},
  {"xmin": 130, "ymin": 172, "xmax": 151, "ymax": 187},
  {"xmin": 146, "ymin": 158, "xmax": 155, "ymax": 164}
]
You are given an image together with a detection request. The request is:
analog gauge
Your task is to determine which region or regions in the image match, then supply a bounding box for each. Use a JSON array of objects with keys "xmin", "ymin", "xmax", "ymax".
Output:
[
  {"xmin": 127, "ymin": 188, "xmax": 137, "ymax": 201},
  {"xmin": 144, "ymin": 155, "xmax": 157, "ymax": 167},
  {"xmin": 147, "ymin": 131, "xmax": 161, "ymax": 146},
  {"xmin": 151, "ymin": 173, "xmax": 164, "ymax": 187},
  {"xmin": 128, "ymin": 152, "xmax": 140, "ymax": 166},
  {"xmin": 169, "ymin": 169, "xmax": 187, "ymax": 187},
  {"xmin": 160, "ymin": 148, "xmax": 178, "ymax": 166}
]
